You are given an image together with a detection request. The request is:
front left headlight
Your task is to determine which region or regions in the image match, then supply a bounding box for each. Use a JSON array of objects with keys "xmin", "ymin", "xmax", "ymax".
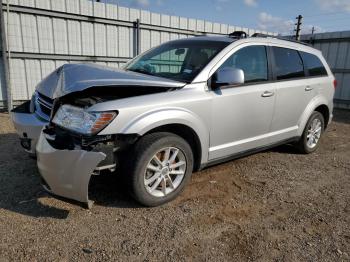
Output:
[{"xmin": 52, "ymin": 104, "xmax": 117, "ymax": 135}]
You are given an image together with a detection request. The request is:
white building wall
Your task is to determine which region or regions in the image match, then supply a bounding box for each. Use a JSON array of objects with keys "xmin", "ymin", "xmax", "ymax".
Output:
[{"xmin": 1, "ymin": 0, "xmax": 270, "ymax": 103}]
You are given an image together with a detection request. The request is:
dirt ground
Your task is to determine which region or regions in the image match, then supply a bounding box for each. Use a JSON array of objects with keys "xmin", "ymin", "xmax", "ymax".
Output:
[{"xmin": 0, "ymin": 110, "xmax": 349, "ymax": 261}]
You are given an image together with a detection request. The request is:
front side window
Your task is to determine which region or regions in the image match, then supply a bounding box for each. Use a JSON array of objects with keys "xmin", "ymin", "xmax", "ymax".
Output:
[
  {"xmin": 300, "ymin": 51, "xmax": 328, "ymax": 77},
  {"xmin": 126, "ymin": 40, "xmax": 230, "ymax": 83},
  {"xmin": 219, "ymin": 45, "xmax": 268, "ymax": 83},
  {"xmin": 272, "ymin": 47, "xmax": 305, "ymax": 80}
]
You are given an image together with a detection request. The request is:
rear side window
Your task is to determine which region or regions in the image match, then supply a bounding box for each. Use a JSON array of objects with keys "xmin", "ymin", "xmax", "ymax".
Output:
[
  {"xmin": 300, "ymin": 52, "xmax": 328, "ymax": 77},
  {"xmin": 220, "ymin": 45, "xmax": 268, "ymax": 83},
  {"xmin": 272, "ymin": 47, "xmax": 305, "ymax": 80}
]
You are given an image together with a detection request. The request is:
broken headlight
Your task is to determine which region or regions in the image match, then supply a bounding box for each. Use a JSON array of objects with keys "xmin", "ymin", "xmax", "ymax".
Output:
[{"xmin": 52, "ymin": 104, "xmax": 116, "ymax": 135}]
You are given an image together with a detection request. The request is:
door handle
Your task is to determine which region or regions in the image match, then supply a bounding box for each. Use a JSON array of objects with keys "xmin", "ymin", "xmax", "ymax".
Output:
[
  {"xmin": 261, "ymin": 91, "xmax": 274, "ymax": 97},
  {"xmin": 305, "ymin": 86, "xmax": 313, "ymax": 91}
]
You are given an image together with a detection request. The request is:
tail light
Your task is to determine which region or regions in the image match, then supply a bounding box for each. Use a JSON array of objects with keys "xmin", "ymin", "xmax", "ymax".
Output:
[{"xmin": 333, "ymin": 79, "xmax": 337, "ymax": 89}]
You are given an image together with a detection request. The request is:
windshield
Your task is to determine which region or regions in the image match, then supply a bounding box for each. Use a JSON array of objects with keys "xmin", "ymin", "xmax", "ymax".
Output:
[{"xmin": 125, "ymin": 40, "xmax": 230, "ymax": 83}]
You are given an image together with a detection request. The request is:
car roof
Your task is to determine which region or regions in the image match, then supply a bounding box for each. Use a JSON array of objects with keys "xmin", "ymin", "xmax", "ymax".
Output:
[
  {"xmin": 169, "ymin": 35, "xmax": 319, "ymax": 52},
  {"xmin": 170, "ymin": 34, "xmax": 310, "ymax": 45},
  {"xmin": 161, "ymin": 34, "xmax": 322, "ymax": 59},
  {"xmin": 171, "ymin": 35, "xmax": 237, "ymax": 43},
  {"xmin": 249, "ymin": 37, "xmax": 322, "ymax": 55}
]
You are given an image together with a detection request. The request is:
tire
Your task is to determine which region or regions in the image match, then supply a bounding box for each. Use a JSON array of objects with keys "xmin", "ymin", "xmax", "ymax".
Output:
[
  {"xmin": 296, "ymin": 111, "xmax": 325, "ymax": 154},
  {"xmin": 122, "ymin": 132, "xmax": 194, "ymax": 207}
]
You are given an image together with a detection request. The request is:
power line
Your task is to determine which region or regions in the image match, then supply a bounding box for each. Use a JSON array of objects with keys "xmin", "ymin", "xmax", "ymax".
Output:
[
  {"xmin": 304, "ymin": 16, "xmax": 350, "ymax": 23},
  {"xmin": 314, "ymin": 23, "xmax": 350, "ymax": 29},
  {"xmin": 303, "ymin": 11, "xmax": 350, "ymax": 18}
]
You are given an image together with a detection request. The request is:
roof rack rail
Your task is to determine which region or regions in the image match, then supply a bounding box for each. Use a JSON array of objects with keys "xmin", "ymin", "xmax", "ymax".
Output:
[
  {"xmin": 229, "ymin": 31, "xmax": 247, "ymax": 39},
  {"xmin": 251, "ymin": 33, "xmax": 312, "ymax": 47},
  {"xmin": 251, "ymin": 33, "xmax": 271, "ymax": 38}
]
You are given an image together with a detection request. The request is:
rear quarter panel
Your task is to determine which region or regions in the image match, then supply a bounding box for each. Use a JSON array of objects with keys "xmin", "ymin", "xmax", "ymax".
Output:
[
  {"xmin": 298, "ymin": 50, "xmax": 335, "ymax": 133},
  {"xmin": 297, "ymin": 76, "xmax": 334, "ymax": 136}
]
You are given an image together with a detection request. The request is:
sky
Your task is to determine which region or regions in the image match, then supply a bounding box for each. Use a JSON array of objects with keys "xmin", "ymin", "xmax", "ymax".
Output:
[{"xmin": 99, "ymin": 0, "xmax": 350, "ymax": 35}]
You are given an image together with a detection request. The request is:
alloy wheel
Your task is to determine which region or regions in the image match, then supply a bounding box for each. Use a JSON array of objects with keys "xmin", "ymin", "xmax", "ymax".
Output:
[
  {"xmin": 306, "ymin": 118, "xmax": 322, "ymax": 149},
  {"xmin": 144, "ymin": 147, "xmax": 187, "ymax": 197}
]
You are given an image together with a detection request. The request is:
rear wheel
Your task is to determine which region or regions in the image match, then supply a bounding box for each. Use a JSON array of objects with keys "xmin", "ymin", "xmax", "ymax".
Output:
[
  {"xmin": 123, "ymin": 132, "xmax": 193, "ymax": 207},
  {"xmin": 296, "ymin": 111, "xmax": 324, "ymax": 154}
]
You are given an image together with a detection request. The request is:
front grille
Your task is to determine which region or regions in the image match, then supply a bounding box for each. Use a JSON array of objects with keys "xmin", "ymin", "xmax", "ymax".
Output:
[{"xmin": 35, "ymin": 92, "xmax": 54, "ymax": 121}]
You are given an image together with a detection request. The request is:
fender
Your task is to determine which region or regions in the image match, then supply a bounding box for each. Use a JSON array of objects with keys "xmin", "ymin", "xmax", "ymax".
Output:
[
  {"xmin": 118, "ymin": 107, "xmax": 209, "ymax": 164},
  {"xmin": 297, "ymin": 95, "xmax": 330, "ymax": 136}
]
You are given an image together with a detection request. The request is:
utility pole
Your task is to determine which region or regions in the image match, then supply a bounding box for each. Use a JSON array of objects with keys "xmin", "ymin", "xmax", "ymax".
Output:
[
  {"xmin": 294, "ymin": 15, "xmax": 303, "ymax": 41},
  {"xmin": 311, "ymin": 26, "xmax": 315, "ymax": 35}
]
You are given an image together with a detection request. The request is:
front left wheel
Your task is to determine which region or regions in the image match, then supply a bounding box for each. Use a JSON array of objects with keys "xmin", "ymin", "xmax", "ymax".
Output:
[{"xmin": 123, "ymin": 132, "xmax": 194, "ymax": 207}]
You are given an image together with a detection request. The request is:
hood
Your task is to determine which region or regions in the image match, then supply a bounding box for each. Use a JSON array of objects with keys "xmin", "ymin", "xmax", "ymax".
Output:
[{"xmin": 36, "ymin": 63, "xmax": 186, "ymax": 99}]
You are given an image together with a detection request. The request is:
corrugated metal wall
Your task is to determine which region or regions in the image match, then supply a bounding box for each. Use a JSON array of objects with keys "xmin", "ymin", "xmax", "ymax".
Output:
[
  {"xmin": 301, "ymin": 31, "xmax": 350, "ymax": 109},
  {"xmin": 0, "ymin": 0, "xmax": 272, "ymax": 107}
]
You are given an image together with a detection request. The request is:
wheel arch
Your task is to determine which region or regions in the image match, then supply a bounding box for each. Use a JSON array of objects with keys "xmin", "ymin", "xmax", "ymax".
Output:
[
  {"xmin": 298, "ymin": 96, "xmax": 331, "ymax": 136},
  {"xmin": 144, "ymin": 124, "xmax": 202, "ymax": 171},
  {"xmin": 314, "ymin": 104, "xmax": 330, "ymax": 129}
]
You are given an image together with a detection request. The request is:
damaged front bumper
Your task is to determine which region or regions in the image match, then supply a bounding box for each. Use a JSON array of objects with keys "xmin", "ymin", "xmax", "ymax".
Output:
[
  {"xmin": 36, "ymin": 131, "xmax": 106, "ymax": 208},
  {"xmin": 11, "ymin": 101, "xmax": 48, "ymax": 154}
]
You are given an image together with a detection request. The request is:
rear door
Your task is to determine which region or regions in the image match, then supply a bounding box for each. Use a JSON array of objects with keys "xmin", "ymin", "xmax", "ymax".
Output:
[
  {"xmin": 299, "ymin": 51, "xmax": 331, "ymax": 100},
  {"xmin": 268, "ymin": 46, "xmax": 316, "ymax": 143}
]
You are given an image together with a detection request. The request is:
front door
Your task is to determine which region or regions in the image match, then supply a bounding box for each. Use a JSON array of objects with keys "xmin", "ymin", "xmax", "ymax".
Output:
[{"xmin": 209, "ymin": 45, "xmax": 275, "ymax": 160}]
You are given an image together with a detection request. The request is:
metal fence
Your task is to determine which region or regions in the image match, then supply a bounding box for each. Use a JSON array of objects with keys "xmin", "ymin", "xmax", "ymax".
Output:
[
  {"xmin": 0, "ymin": 0, "xmax": 274, "ymax": 110},
  {"xmin": 301, "ymin": 31, "xmax": 350, "ymax": 109}
]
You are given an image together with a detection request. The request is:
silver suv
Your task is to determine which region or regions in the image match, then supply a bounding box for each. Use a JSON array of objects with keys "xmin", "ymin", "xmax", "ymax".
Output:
[{"xmin": 11, "ymin": 33, "xmax": 335, "ymax": 208}]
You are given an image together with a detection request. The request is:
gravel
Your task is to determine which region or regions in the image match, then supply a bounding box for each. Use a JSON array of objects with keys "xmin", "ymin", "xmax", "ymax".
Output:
[{"xmin": 0, "ymin": 110, "xmax": 349, "ymax": 261}]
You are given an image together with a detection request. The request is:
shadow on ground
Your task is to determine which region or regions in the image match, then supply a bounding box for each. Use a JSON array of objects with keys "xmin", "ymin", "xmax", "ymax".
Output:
[
  {"xmin": 0, "ymin": 133, "xmax": 71, "ymax": 219},
  {"xmin": 0, "ymin": 133, "xmax": 139, "ymax": 220}
]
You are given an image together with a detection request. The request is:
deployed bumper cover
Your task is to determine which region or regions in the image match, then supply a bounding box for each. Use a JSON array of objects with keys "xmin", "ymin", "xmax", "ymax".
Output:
[{"xmin": 36, "ymin": 131, "xmax": 106, "ymax": 208}]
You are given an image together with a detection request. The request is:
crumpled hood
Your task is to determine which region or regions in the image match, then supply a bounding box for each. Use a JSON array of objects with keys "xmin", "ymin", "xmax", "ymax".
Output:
[{"xmin": 36, "ymin": 63, "xmax": 186, "ymax": 99}]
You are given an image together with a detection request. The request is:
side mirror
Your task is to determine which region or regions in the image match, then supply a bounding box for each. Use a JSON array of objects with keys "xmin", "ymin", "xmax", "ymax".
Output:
[{"xmin": 211, "ymin": 67, "xmax": 244, "ymax": 89}]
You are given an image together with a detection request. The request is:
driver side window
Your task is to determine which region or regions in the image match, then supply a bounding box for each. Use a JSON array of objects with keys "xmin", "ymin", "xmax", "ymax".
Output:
[{"xmin": 219, "ymin": 45, "xmax": 268, "ymax": 84}]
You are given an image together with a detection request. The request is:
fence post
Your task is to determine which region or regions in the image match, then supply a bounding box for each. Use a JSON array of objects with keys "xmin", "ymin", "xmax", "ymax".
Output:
[
  {"xmin": 0, "ymin": 0, "xmax": 12, "ymax": 112},
  {"xmin": 134, "ymin": 18, "xmax": 141, "ymax": 56}
]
